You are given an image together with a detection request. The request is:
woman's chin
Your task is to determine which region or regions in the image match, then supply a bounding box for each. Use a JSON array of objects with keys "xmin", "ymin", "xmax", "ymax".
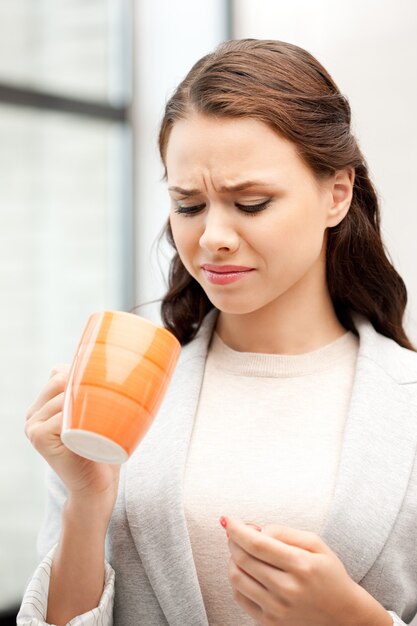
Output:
[{"xmin": 205, "ymin": 296, "xmax": 263, "ymax": 316}]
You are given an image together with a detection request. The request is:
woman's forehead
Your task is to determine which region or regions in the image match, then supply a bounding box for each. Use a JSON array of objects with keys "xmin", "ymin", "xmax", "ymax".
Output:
[{"xmin": 165, "ymin": 116, "xmax": 311, "ymax": 189}]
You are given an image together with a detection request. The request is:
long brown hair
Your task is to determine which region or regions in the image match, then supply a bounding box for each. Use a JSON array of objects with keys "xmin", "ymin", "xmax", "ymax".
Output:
[{"xmin": 157, "ymin": 39, "xmax": 415, "ymax": 350}]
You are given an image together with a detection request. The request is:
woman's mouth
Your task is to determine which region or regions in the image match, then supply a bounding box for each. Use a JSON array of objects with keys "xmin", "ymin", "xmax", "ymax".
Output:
[{"xmin": 201, "ymin": 265, "xmax": 255, "ymax": 285}]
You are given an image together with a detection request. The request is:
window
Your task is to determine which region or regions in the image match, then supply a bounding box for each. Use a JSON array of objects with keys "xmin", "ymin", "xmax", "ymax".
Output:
[{"xmin": 0, "ymin": 0, "xmax": 132, "ymax": 610}]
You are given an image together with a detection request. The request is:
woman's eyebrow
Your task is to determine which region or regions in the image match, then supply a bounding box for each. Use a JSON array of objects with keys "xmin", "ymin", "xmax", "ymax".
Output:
[
  {"xmin": 168, "ymin": 180, "xmax": 273, "ymax": 196},
  {"xmin": 168, "ymin": 186, "xmax": 200, "ymax": 197}
]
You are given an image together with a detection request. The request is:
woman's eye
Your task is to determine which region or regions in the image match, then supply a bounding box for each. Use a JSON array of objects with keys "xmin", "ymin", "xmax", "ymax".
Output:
[
  {"xmin": 174, "ymin": 203, "xmax": 205, "ymax": 216},
  {"xmin": 173, "ymin": 199, "xmax": 271, "ymax": 217},
  {"xmin": 236, "ymin": 200, "xmax": 271, "ymax": 214}
]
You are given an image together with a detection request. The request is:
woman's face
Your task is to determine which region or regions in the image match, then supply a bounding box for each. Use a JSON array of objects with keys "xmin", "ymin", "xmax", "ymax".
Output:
[{"xmin": 166, "ymin": 113, "xmax": 347, "ymax": 317}]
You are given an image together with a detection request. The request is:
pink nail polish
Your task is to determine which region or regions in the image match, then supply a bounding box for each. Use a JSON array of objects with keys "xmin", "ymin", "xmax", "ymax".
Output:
[{"xmin": 219, "ymin": 516, "xmax": 228, "ymax": 529}]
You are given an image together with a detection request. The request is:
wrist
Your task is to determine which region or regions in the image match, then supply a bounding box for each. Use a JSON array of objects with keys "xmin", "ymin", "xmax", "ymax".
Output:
[
  {"xmin": 346, "ymin": 583, "xmax": 392, "ymax": 626},
  {"xmin": 64, "ymin": 494, "xmax": 114, "ymax": 533}
]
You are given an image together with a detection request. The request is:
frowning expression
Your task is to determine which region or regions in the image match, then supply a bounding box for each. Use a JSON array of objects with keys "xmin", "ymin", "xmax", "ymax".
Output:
[{"xmin": 166, "ymin": 113, "xmax": 339, "ymax": 316}]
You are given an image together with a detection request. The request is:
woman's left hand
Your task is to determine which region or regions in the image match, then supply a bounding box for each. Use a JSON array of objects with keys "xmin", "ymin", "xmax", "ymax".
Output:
[{"xmin": 223, "ymin": 517, "xmax": 391, "ymax": 626}]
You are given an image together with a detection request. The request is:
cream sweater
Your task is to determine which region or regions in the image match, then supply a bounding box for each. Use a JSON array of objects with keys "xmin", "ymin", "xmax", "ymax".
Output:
[{"xmin": 183, "ymin": 328, "xmax": 359, "ymax": 625}]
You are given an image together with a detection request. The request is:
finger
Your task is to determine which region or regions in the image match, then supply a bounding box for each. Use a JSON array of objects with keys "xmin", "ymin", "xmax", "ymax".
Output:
[
  {"xmin": 49, "ymin": 363, "xmax": 71, "ymax": 378},
  {"xmin": 34, "ymin": 411, "xmax": 64, "ymax": 439},
  {"xmin": 225, "ymin": 517, "xmax": 307, "ymax": 572},
  {"xmin": 262, "ymin": 524, "xmax": 327, "ymax": 554},
  {"xmin": 43, "ymin": 412, "xmax": 80, "ymax": 453},
  {"xmin": 25, "ymin": 411, "xmax": 64, "ymax": 453},
  {"xmin": 228, "ymin": 538, "xmax": 289, "ymax": 595},
  {"xmin": 26, "ymin": 375, "xmax": 68, "ymax": 421},
  {"xmin": 232, "ymin": 589, "xmax": 262, "ymax": 623},
  {"xmin": 26, "ymin": 392, "xmax": 65, "ymax": 425},
  {"xmin": 229, "ymin": 557, "xmax": 284, "ymax": 621}
]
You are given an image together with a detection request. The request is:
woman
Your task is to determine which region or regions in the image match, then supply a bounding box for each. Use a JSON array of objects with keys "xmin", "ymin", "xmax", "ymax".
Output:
[{"xmin": 18, "ymin": 39, "xmax": 417, "ymax": 626}]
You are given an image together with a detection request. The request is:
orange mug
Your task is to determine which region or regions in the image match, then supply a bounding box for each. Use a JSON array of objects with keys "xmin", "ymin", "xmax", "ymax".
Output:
[{"xmin": 61, "ymin": 311, "xmax": 181, "ymax": 463}]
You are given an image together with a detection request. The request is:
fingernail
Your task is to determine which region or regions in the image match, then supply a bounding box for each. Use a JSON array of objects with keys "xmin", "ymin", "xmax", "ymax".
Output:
[
  {"xmin": 219, "ymin": 516, "xmax": 228, "ymax": 529},
  {"xmin": 245, "ymin": 522, "xmax": 262, "ymax": 532}
]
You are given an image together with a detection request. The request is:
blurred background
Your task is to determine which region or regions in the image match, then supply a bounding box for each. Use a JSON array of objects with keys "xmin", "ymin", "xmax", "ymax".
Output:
[{"xmin": 0, "ymin": 0, "xmax": 416, "ymax": 622}]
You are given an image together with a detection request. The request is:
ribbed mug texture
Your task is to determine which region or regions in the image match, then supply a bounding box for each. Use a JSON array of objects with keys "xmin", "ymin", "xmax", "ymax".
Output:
[{"xmin": 62, "ymin": 311, "xmax": 181, "ymax": 460}]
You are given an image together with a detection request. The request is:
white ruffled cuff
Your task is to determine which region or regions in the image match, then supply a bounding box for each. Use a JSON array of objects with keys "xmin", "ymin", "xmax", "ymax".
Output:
[{"xmin": 16, "ymin": 545, "xmax": 115, "ymax": 626}]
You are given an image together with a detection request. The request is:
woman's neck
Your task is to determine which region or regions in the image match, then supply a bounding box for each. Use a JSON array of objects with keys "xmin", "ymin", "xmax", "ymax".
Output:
[{"xmin": 215, "ymin": 296, "xmax": 347, "ymax": 356}]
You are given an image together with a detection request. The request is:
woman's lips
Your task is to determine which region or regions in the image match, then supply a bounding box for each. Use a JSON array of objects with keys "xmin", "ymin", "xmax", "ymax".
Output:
[{"xmin": 201, "ymin": 265, "xmax": 255, "ymax": 285}]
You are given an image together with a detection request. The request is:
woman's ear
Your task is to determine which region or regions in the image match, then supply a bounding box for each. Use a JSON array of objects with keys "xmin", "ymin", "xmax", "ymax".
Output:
[{"xmin": 326, "ymin": 168, "xmax": 355, "ymax": 227}]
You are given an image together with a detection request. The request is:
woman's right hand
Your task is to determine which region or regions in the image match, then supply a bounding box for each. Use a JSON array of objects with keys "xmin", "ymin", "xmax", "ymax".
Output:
[{"xmin": 25, "ymin": 364, "xmax": 121, "ymax": 514}]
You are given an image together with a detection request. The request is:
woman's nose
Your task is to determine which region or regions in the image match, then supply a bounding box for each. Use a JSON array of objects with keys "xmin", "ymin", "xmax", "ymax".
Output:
[{"xmin": 198, "ymin": 208, "xmax": 240, "ymax": 253}]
